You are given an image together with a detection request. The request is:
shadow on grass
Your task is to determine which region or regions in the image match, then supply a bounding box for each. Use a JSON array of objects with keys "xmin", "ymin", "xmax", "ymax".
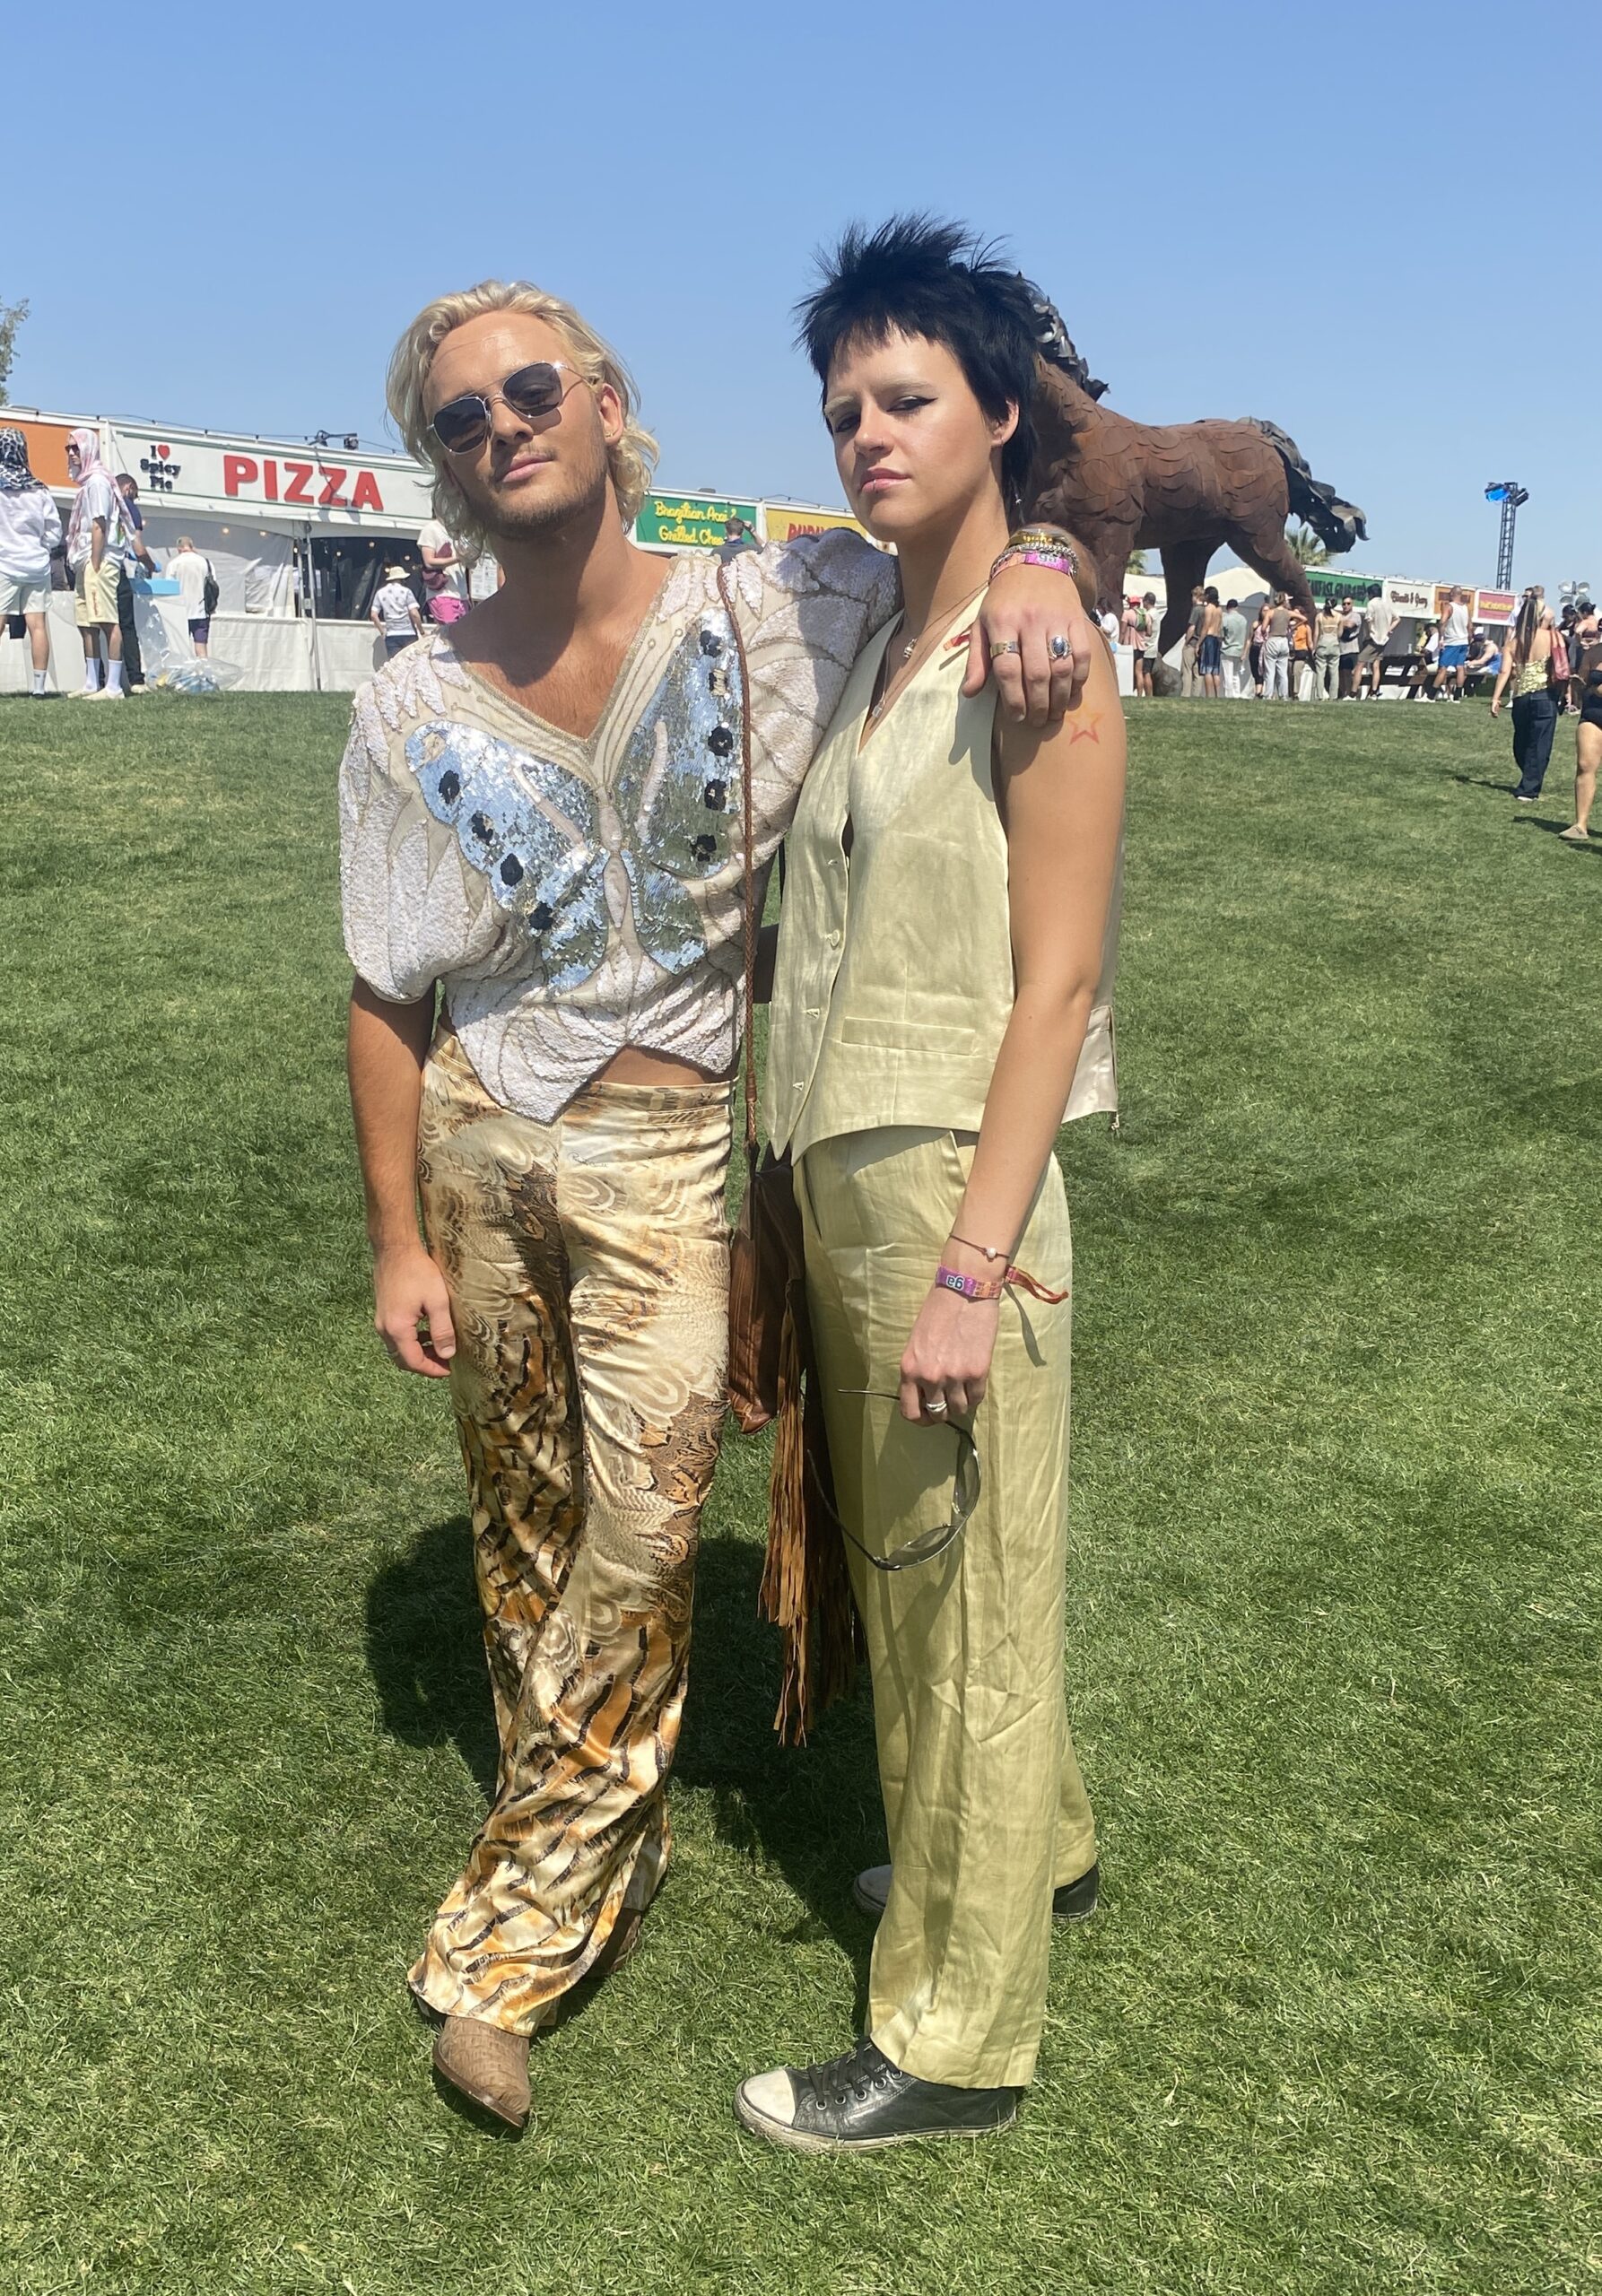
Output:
[
  {"xmin": 365, "ymin": 1515, "xmax": 498, "ymax": 1800},
  {"xmin": 363, "ymin": 1511, "xmax": 879, "ymax": 2024},
  {"xmin": 1521, "ymin": 817, "xmax": 1600, "ymax": 851},
  {"xmin": 676, "ymin": 1530, "xmax": 879, "ymax": 2022}
]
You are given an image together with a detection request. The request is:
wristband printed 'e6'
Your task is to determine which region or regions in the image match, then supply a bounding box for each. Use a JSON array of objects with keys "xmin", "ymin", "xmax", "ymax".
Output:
[
  {"xmin": 935, "ymin": 1262, "xmax": 1071, "ymax": 1306},
  {"xmin": 935, "ymin": 1265, "xmax": 1006, "ymax": 1301}
]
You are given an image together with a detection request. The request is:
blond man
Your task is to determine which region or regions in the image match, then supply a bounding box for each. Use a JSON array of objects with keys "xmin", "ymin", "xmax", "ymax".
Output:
[{"xmin": 338, "ymin": 277, "xmax": 1097, "ymax": 2127}]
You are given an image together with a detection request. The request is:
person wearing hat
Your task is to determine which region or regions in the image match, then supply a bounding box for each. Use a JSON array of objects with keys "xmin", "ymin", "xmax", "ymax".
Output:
[{"xmin": 370, "ymin": 562, "xmax": 425, "ymax": 656}]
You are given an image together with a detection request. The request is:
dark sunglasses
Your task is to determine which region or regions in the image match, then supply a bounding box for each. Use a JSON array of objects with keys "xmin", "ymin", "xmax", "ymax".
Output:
[
  {"xmin": 428, "ymin": 361, "xmax": 586, "ymax": 456},
  {"xmin": 834, "ymin": 1390, "xmax": 981, "ymax": 1571}
]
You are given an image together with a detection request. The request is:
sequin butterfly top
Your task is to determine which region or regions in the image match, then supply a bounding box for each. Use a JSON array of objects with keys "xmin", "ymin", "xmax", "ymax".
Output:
[{"xmin": 339, "ymin": 531, "xmax": 898, "ymax": 1123}]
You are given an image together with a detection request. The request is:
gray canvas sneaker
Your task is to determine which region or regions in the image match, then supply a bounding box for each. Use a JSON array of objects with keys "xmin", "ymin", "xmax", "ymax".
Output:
[{"xmin": 736, "ymin": 2037, "xmax": 1019, "ymax": 2154}]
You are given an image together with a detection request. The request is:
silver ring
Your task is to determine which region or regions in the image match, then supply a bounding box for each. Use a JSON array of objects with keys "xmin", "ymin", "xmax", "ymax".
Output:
[
  {"xmin": 1049, "ymin": 634, "xmax": 1070, "ymax": 660},
  {"xmin": 925, "ymin": 1396, "xmax": 949, "ymax": 1417},
  {"xmin": 991, "ymin": 639, "xmax": 1021, "ymax": 657}
]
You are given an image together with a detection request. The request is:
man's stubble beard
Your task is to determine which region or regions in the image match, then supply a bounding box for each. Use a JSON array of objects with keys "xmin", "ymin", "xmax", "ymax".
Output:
[{"xmin": 460, "ymin": 439, "xmax": 613, "ymax": 552}]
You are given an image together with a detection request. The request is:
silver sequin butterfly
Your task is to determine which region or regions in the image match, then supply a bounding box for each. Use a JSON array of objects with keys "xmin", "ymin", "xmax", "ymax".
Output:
[{"xmin": 405, "ymin": 607, "xmax": 744, "ymax": 989}]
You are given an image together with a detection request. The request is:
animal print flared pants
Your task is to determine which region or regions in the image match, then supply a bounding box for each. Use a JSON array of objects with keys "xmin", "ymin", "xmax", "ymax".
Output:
[{"xmin": 407, "ymin": 1027, "xmax": 730, "ymax": 2036}]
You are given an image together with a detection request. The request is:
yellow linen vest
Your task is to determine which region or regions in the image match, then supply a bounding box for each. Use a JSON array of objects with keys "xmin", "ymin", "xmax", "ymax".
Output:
[{"xmin": 765, "ymin": 599, "xmax": 1121, "ymax": 1161}]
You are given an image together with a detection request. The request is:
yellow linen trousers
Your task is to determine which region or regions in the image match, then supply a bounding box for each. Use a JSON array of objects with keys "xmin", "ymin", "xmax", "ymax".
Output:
[{"xmin": 797, "ymin": 1125, "xmax": 1096, "ymax": 2090}]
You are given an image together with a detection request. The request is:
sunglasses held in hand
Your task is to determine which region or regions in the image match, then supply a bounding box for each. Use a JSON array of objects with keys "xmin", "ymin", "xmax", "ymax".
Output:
[
  {"xmin": 835, "ymin": 1390, "xmax": 981, "ymax": 1571},
  {"xmin": 428, "ymin": 361, "xmax": 588, "ymax": 456}
]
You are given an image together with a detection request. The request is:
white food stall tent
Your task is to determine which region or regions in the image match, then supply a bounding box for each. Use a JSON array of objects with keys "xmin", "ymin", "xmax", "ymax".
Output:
[{"xmin": 0, "ymin": 408, "xmax": 443, "ymax": 695}]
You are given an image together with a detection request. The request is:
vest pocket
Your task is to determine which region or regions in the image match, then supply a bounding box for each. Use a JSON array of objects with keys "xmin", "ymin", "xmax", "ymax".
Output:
[{"xmin": 837, "ymin": 1013, "xmax": 978, "ymax": 1054}]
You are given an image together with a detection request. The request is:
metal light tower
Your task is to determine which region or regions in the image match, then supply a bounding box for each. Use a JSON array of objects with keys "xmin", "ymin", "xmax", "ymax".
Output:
[{"xmin": 1484, "ymin": 483, "xmax": 1528, "ymax": 590}]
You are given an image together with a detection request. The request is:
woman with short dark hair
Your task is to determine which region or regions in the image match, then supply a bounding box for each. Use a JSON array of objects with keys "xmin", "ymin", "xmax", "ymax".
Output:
[{"xmin": 735, "ymin": 218, "xmax": 1125, "ymax": 2154}]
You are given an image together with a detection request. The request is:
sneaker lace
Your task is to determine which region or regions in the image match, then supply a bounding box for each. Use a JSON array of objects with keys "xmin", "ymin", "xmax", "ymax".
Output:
[{"xmin": 802, "ymin": 2040, "xmax": 894, "ymax": 2111}]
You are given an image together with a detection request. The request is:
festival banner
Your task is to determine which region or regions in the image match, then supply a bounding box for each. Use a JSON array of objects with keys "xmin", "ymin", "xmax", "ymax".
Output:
[
  {"xmin": 633, "ymin": 492, "xmax": 760, "ymax": 550},
  {"xmin": 1473, "ymin": 588, "xmax": 1516, "ymax": 624},
  {"xmin": 1432, "ymin": 583, "xmax": 1473, "ymax": 622},
  {"xmin": 762, "ymin": 503, "xmax": 868, "ymax": 546}
]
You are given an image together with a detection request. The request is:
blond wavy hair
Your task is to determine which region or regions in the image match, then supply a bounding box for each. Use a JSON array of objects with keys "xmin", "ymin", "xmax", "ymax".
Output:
[{"xmin": 386, "ymin": 279, "xmax": 658, "ymax": 550}]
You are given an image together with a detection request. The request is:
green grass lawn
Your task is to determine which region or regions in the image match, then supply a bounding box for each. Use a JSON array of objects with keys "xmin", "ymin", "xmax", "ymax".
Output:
[{"xmin": 0, "ymin": 688, "xmax": 1597, "ymax": 2295}]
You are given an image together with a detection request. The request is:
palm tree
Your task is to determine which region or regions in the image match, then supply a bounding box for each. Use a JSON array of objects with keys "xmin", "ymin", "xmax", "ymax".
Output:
[
  {"xmin": 1126, "ymin": 548, "xmax": 1147, "ymax": 576},
  {"xmin": 1286, "ymin": 523, "xmax": 1329, "ymax": 569}
]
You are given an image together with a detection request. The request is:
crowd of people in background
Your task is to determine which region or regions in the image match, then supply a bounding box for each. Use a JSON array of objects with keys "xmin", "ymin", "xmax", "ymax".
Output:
[
  {"xmin": 1127, "ymin": 582, "xmax": 1520, "ymax": 708},
  {"xmin": 1112, "ymin": 572, "xmax": 1599, "ymax": 839}
]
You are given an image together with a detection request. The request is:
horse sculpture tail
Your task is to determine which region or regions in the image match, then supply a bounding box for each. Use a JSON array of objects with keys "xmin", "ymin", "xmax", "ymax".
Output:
[{"xmin": 1251, "ymin": 419, "xmax": 1369, "ymax": 557}]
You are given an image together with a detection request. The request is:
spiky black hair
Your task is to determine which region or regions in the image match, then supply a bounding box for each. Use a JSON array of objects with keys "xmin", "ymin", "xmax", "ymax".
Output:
[{"xmin": 795, "ymin": 214, "xmax": 1040, "ymax": 508}]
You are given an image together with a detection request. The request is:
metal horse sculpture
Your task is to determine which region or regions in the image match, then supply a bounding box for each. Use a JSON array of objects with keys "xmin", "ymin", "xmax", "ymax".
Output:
[{"xmin": 1022, "ymin": 293, "xmax": 1368, "ymax": 654}]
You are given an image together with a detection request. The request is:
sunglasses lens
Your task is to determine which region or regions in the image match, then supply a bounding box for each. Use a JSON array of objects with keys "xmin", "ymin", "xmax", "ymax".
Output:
[
  {"xmin": 501, "ymin": 362, "xmax": 568, "ymax": 422},
  {"xmin": 431, "ymin": 396, "xmax": 490, "ymax": 454}
]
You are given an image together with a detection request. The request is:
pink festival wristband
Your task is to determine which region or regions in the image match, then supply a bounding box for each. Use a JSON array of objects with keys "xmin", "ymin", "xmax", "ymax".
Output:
[{"xmin": 935, "ymin": 1263, "xmax": 1069, "ymax": 1306}]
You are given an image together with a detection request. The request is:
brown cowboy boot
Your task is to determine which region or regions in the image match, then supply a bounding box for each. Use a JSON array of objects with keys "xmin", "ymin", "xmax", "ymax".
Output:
[{"xmin": 432, "ymin": 2014, "xmax": 533, "ymax": 2128}]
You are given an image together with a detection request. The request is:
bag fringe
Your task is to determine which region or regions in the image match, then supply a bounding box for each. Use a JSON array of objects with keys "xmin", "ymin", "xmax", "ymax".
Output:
[{"xmin": 759, "ymin": 1297, "xmax": 860, "ymax": 1744}]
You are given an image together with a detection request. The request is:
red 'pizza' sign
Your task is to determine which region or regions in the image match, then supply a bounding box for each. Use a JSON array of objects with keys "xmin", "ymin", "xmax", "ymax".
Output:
[{"xmin": 222, "ymin": 454, "xmax": 385, "ymax": 510}]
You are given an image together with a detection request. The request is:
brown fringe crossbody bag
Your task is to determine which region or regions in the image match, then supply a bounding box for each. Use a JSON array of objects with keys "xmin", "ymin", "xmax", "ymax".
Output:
[{"xmin": 718, "ymin": 564, "xmax": 860, "ymax": 1743}]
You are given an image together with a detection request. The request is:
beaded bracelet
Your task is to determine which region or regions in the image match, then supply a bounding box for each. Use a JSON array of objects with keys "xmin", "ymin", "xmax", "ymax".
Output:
[
  {"xmin": 997, "ymin": 523, "xmax": 1083, "ymax": 558},
  {"xmin": 990, "ymin": 542, "xmax": 1083, "ymax": 587}
]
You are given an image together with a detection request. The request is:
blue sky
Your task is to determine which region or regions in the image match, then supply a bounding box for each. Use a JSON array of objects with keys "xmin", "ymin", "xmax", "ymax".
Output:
[{"xmin": 8, "ymin": 2, "xmax": 1596, "ymax": 593}]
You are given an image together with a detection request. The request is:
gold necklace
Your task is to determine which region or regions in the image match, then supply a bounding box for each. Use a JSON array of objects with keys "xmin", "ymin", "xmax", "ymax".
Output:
[{"xmin": 870, "ymin": 583, "xmax": 986, "ymax": 720}]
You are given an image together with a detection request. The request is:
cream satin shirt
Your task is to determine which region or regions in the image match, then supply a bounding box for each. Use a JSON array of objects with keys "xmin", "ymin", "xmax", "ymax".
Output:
[{"xmin": 340, "ymin": 531, "xmax": 898, "ymax": 1123}]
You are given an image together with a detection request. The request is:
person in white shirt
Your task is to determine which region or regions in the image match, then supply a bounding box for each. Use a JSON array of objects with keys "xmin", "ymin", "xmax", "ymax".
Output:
[
  {"xmin": 1358, "ymin": 593, "xmax": 1397, "ymax": 698},
  {"xmin": 1432, "ymin": 587, "xmax": 1472, "ymax": 702},
  {"xmin": 417, "ymin": 517, "xmax": 470, "ymax": 625},
  {"xmin": 0, "ymin": 427, "xmax": 63, "ymax": 697},
  {"xmin": 164, "ymin": 540, "xmax": 215, "ymax": 656},
  {"xmin": 65, "ymin": 427, "xmax": 129, "ymax": 696},
  {"xmin": 370, "ymin": 564, "xmax": 424, "ymax": 655},
  {"xmin": 1220, "ymin": 599, "xmax": 1249, "ymax": 698}
]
